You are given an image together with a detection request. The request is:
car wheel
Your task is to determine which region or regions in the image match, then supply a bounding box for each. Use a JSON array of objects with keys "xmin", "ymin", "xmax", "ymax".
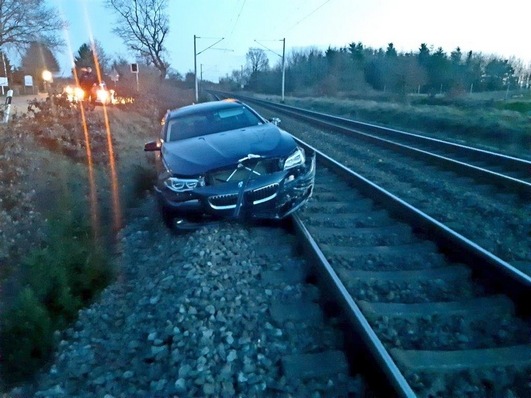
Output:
[{"xmin": 160, "ymin": 206, "xmax": 175, "ymax": 229}]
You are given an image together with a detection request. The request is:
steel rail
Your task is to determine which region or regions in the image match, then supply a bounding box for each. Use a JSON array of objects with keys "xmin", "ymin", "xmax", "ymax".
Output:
[
  {"xmin": 288, "ymin": 139, "xmax": 530, "ymax": 397},
  {"xmin": 291, "ymin": 214, "xmax": 416, "ymax": 397},
  {"xmin": 295, "ymin": 137, "xmax": 530, "ymax": 311},
  {"xmin": 211, "ymin": 91, "xmax": 530, "ymax": 394},
  {"xmin": 211, "ymin": 91, "xmax": 531, "ymax": 198}
]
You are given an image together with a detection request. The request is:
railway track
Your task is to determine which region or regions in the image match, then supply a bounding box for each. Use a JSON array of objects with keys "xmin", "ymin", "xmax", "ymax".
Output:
[
  {"xmin": 210, "ymin": 91, "xmax": 529, "ymax": 273},
  {"xmin": 212, "ymin": 92, "xmax": 531, "ymax": 199},
  {"xmin": 205, "ymin": 92, "xmax": 530, "ymax": 395},
  {"xmin": 291, "ymin": 143, "xmax": 530, "ymax": 397}
]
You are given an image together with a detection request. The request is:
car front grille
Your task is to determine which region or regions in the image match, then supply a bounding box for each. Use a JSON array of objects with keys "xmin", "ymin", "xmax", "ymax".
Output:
[
  {"xmin": 208, "ymin": 183, "xmax": 279, "ymax": 210},
  {"xmin": 246, "ymin": 183, "xmax": 278, "ymax": 205},
  {"xmin": 208, "ymin": 193, "xmax": 238, "ymax": 210}
]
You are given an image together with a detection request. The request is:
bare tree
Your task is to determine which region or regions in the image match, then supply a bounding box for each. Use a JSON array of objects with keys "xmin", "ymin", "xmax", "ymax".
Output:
[
  {"xmin": 106, "ymin": 0, "xmax": 170, "ymax": 80},
  {"xmin": 245, "ymin": 48, "xmax": 269, "ymax": 91},
  {"xmin": 246, "ymin": 48, "xmax": 269, "ymax": 73},
  {"xmin": 0, "ymin": 0, "xmax": 64, "ymax": 52}
]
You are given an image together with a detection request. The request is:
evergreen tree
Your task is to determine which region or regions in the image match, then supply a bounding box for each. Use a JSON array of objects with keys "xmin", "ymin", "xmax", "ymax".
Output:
[
  {"xmin": 483, "ymin": 58, "xmax": 516, "ymax": 90},
  {"xmin": 385, "ymin": 43, "xmax": 398, "ymax": 58},
  {"xmin": 21, "ymin": 42, "xmax": 60, "ymax": 78},
  {"xmin": 418, "ymin": 43, "xmax": 431, "ymax": 67},
  {"xmin": 72, "ymin": 41, "xmax": 110, "ymax": 78},
  {"xmin": 348, "ymin": 42, "xmax": 365, "ymax": 65},
  {"xmin": 74, "ymin": 44, "xmax": 95, "ymax": 70},
  {"xmin": 425, "ymin": 47, "xmax": 451, "ymax": 94}
]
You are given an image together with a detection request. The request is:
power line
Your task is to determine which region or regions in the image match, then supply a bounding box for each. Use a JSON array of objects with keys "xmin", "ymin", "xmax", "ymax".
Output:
[
  {"xmin": 229, "ymin": 0, "xmax": 247, "ymax": 37},
  {"xmin": 283, "ymin": 0, "xmax": 334, "ymax": 35}
]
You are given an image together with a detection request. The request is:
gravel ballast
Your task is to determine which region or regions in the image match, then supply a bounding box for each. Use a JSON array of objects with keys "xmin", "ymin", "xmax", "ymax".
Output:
[
  {"xmin": 250, "ymin": 103, "xmax": 530, "ymax": 271},
  {"xmin": 13, "ymin": 199, "xmax": 361, "ymax": 398}
]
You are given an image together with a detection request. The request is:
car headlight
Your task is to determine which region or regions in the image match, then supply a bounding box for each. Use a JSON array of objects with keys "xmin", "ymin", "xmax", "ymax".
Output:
[
  {"xmin": 97, "ymin": 89, "xmax": 109, "ymax": 101},
  {"xmin": 74, "ymin": 87, "xmax": 84, "ymax": 99},
  {"xmin": 164, "ymin": 176, "xmax": 205, "ymax": 192},
  {"xmin": 283, "ymin": 147, "xmax": 305, "ymax": 170}
]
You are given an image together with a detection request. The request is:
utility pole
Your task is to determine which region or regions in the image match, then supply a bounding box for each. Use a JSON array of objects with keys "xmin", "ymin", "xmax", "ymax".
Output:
[
  {"xmin": 254, "ymin": 38, "xmax": 286, "ymax": 102},
  {"xmin": 194, "ymin": 35, "xmax": 225, "ymax": 102},
  {"xmin": 194, "ymin": 35, "xmax": 198, "ymax": 102},
  {"xmin": 281, "ymin": 38, "xmax": 286, "ymax": 103}
]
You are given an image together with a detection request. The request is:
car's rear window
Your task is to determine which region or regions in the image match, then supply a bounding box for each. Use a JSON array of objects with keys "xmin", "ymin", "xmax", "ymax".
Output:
[{"xmin": 166, "ymin": 106, "xmax": 263, "ymax": 141}]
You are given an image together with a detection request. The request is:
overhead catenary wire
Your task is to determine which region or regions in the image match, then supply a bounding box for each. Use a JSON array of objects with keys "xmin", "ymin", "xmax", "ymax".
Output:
[
  {"xmin": 229, "ymin": 0, "xmax": 247, "ymax": 37},
  {"xmin": 282, "ymin": 0, "xmax": 334, "ymax": 35}
]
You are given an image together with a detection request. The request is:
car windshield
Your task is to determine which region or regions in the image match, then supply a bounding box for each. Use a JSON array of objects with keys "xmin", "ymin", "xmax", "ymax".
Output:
[{"xmin": 166, "ymin": 105, "xmax": 264, "ymax": 142}]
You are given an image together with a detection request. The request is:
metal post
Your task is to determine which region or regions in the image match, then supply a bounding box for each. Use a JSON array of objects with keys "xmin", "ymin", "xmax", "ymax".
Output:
[
  {"xmin": 3, "ymin": 89, "xmax": 13, "ymax": 123},
  {"xmin": 1, "ymin": 52, "xmax": 6, "ymax": 76},
  {"xmin": 1, "ymin": 53, "xmax": 6, "ymax": 96},
  {"xmin": 254, "ymin": 38, "xmax": 287, "ymax": 101},
  {"xmin": 281, "ymin": 38, "xmax": 286, "ymax": 103},
  {"xmin": 194, "ymin": 35, "xmax": 198, "ymax": 102}
]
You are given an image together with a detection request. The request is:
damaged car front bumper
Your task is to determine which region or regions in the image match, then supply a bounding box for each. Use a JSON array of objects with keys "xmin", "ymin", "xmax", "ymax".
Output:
[{"xmin": 155, "ymin": 150, "xmax": 316, "ymax": 221}]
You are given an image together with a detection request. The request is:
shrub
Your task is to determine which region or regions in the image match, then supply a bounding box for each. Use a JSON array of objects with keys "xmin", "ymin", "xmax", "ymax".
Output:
[
  {"xmin": 0, "ymin": 287, "xmax": 53, "ymax": 383},
  {"xmin": 42, "ymin": 211, "xmax": 113, "ymax": 306},
  {"xmin": 0, "ymin": 210, "xmax": 113, "ymax": 385},
  {"xmin": 24, "ymin": 248, "xmax": 80, "ymax": 328}
]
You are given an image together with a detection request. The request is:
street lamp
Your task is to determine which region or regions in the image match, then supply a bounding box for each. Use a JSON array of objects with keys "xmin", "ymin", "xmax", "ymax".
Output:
[{"xmin": 42, "ymin": 70, "xmax": 53, "ymax": 93}]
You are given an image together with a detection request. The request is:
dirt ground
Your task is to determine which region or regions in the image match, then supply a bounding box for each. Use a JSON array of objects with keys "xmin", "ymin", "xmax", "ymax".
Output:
[{"xmin": 4, "ymin": 92, "xmax": 47, "ymax": 115}]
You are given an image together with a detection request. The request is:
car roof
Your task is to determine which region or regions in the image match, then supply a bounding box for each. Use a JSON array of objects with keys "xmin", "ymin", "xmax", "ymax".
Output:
[{"xmin": 167, "ymin": 100, "xmax": 245, "ymax": 119}]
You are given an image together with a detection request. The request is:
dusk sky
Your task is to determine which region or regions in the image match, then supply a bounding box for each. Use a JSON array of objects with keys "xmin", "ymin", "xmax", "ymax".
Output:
[{"xmin": 51, "ymin": 0, "xmax": 531, "ymax": 82}]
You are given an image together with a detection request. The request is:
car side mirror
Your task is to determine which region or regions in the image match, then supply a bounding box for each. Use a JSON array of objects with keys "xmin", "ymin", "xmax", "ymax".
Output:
[
  {"xmin": 269, "ymin": 117, "xmax": 281, "ymax": 126},
  {"xmin": 144, "ymin": 140, "xmax": 161, "ymax": 152}
]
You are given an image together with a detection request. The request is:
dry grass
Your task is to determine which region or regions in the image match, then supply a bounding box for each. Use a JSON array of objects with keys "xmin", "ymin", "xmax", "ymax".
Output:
[
  {"xmin": 257, "ymin": 92, "xmax": 531, "ymax": 159},
  {"xmin": 0, "ymin": 83, "xmax": 195, "ymax": 388}
]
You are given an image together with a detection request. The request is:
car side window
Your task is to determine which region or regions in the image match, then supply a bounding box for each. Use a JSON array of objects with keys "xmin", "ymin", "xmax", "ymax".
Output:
[
  {"xmin": 169, "ymin": 122, "xmax": 180, "ymax": 141},
  {"xmin": 167, "ymin": 117, "xmax": 208, "ymax": 141},
  {"xmin": 172, "ymin": 121, "xmax": 194, "ymax": 141}
]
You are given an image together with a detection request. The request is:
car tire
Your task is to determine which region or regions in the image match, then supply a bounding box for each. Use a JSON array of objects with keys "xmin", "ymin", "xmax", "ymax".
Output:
[{"xmin": 160, "ymin": 206, "xmax": 175, "ymax": 229}]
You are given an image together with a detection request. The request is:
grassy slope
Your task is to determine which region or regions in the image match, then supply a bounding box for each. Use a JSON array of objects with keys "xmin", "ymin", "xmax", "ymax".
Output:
[{"xmin": 255, "ymin": 92, "xmax": 531, "ymax": 160}]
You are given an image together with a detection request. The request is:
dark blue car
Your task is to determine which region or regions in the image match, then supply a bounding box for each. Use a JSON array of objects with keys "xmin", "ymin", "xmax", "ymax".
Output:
[{"xmin": 144, "ymin": 99, "xmax": 315, "ymax": 228}]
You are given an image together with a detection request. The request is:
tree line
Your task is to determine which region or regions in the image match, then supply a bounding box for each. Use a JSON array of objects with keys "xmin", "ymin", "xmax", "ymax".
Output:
[
  {"xmin": 220, "ymin": 43, "xmax": 530, "ymax": 97},
  {"xmin": 1, "ymin": 0, "xmax": 529, "ymax": 98}
]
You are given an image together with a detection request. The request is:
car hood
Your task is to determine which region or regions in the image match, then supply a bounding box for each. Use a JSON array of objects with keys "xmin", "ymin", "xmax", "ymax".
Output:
[{"xmin": 162, "ymin": 124, "xmax": 296, "ymax": 175}]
